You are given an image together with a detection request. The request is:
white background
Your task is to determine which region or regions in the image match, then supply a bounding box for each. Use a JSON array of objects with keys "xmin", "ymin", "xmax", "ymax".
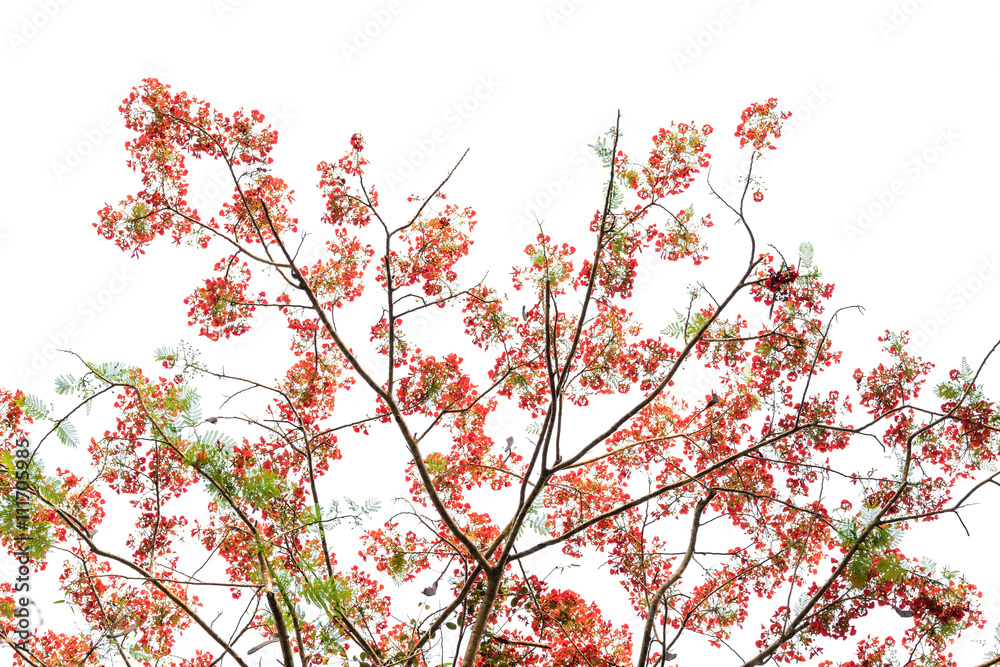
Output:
[{"xmin": 2, "ymin": 0, "xmax": 999, "ymax": 664}]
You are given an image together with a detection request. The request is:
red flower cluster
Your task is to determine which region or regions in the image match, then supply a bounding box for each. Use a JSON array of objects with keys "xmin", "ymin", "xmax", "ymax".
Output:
[
  {"xmin": 735, "ymin": 97, "xmax": 792, "ymax": 154},
  {"xmin": 908, "ymin": 594, "xmax": 967, "ymax": 624},
  {"xmin": 763, "ymin": 264, "xmax": 798, "ymax": 300},
  {"xmin": 639, "ymin": 121, "xmax": 712, "ymax": 200},
  {"xmin": 183, "ymin": 256, "xmax": 256, "ymax": 340},
  {"xmin": 96, "ymin": 78, "xmax": 282, "ymax": 257}
]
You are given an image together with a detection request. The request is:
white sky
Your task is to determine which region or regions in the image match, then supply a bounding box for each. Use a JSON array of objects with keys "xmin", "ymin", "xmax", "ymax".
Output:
[{"xmin": 2, "ymin": 0, "xmax": 1000, "ymax": 664}]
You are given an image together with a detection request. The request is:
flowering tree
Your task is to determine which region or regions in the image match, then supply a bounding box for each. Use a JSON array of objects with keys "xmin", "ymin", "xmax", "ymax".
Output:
[{"xmin": 2, "ymin": 79, "xmax": 999, "ymax": 667}]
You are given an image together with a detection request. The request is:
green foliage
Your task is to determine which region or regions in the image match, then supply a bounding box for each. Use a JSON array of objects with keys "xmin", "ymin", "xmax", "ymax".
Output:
[
  {"xmin": 519, "ymin": 498, "xmax": 552, "ymax": 538},
  {"xmin": 662, "ymin": 286, "xmax": 712, "ymax": 342},
  {"xmin": 797, "ymin": 241, "xmax": 814, "ymax": 270},
  {"xmin": 53, "ymin": 374, "xmax": 78, "ymax": 396},
  {"xmin": 834, "ymin": 508, "xmax": 905, "ymax": 590},
  {"xmin": 601, "ymin": 179, "xmax": 625, "ymax": 210},
  {"xmin": 199, "ymin": 429, "xmax": 237, "ymax": 452},
  {"xmin": 588, "ymin": 127, "xmax": 618, "ymax": 169},
  {"xmin": 191, "ymin": 430, "xmax": 292, "ymax": 508},
  {"xmin": 241, "ymin": 467, "xmax": 288, "ymax": 507},
  {"xmin": 16, "ymin": 392, "xmax": 79, "ymax": 447},
  {"xmin": 934, "ymin": 356, "xmax": 988, "ymax": 406},
  {"xmin": 589, "ymin": 126, "xmax": 627, "ymax": 210},
  {"xmin": 155, "ymin": 340, "xmax": 202, "ymax": 373},
  {"xmin": 916, "ymin": 556, "xmax": 958, "ymax": 582},
  {"xmin": 16, "ymin": 393, "xmax": 51, "ymax": 421},
  {"xmin": 388, "ymin": 549, "xmax": 407, "ymax": 580},
  {"xmin": 0, "ymin": 454, "xmax": 58, "ymax": 560},
  {"xmin": 339, "ymin": 497, "xmax": 382, "ymax": 527},
  {"xmin": 154, "ymin": 345, "xmax": 177, "ymax": 364},
  {"xmin": 302, "ymin": 573, "xmax": 352, "ymax": 608},
  {"xmin": 183, "ymin": 427, "xmax": 299, "ymax": 518},
  {"xmin": 182, "ymin": 434, "xmax": 236, "ymax": 493},
  {"xmin": 169, "ymin": 386, "xmax": 202, "ymax": 430},
  {"xmin": 684, "ymin": 309, "xmax": 712, "ymax": 341},
  {"xmin": 661, "ymin": 310, "xmax": 687, "ymax": 340},
  {"xmin": 55, "ymin": 420, "xmax": 79, "ymax": 448},
  {"xmin": 52, "ymin": 371, "xmax": 100, "ymax": 415},
  {"xmin": 88, "ymin": 360, "xmax": 130, "ymax": 383}
]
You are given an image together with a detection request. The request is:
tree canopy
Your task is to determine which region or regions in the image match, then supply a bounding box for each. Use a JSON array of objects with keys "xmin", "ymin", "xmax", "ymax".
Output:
[{"xmin": 2, "ymin": 79, "xmax": 999, "ymax": 667}]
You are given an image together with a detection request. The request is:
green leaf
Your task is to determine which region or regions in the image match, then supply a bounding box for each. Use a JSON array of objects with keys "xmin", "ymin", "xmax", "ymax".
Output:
[
  {"xmin": 174, "ymin": 389, "xmax": 202, "ymax": 429},
  {"xmin": 935, "ymin": 382, "xmax": 959, "ymax": 400},
  {"xmin": 588, "ymin": 125, "xmax": 622, "ymax": 169},
  {"xmin": 92, "ymin": 361, "xmax": 129, "ymax": 383},
  {"xmin": 55, "ymin": 421, "xmax": 79, "ymax": 448},
  {"xmin": 302, "ymin": 574, "xmax": 352, "ymax": 607},
  {"xmin": 0, "ymin": 451, "xmax": 13, "ymax": 474},
  {"xmin": 798, "ymin": 241, "xmax": 814, "ymax": 269},
  {"xmin": 200, "ymin": 429, "xmax": 236, "ymax": 451},
  {"xmin": 18, "ymin": 393, "xmax": 51, "ymax": 420},
  {"xmin": 389, "ymin": 552, "xmax": 405, "ymax": 577},
  {"xmin": 600, "ymin": 179, "xmax": 624, "ymax": 209},
  {"xmin": 54, "ymin": 375, "xmax": 77, "ymax": 396},
  {"xmin": 661, "ymin": 309, "xmax": 688, "ymax": 340}
]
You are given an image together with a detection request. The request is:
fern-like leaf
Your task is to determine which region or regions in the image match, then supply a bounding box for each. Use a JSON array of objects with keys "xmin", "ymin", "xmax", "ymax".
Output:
[
  {"xmin": 55, "ymin": 421, "xmax": 79, "ymax": 448},
  {"xmin": 53, "ymin": 375, "xmax": 77, "ymax": 396},
  {"xmin": 19, "ymin": 393, "xmax": 51, "ymax": 420},
  {"xmin": 798, "ymin": 241, "xmax": 814, "ymax": 269}
]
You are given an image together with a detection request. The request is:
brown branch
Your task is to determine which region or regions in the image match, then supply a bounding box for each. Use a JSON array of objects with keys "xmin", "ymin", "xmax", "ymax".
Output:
[
  {"xmin": 258, "ymin": 199, "xmax": 490, "ymax": 575},
  {"xmin": 636, "ymin": 490, "xmax": 715, "ymax": 667}
]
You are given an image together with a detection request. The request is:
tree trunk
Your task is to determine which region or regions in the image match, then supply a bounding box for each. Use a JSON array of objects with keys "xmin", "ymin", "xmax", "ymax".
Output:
[{"xmin": 460, "ymin": 571, "xmax": 503, "ymax": 666}]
